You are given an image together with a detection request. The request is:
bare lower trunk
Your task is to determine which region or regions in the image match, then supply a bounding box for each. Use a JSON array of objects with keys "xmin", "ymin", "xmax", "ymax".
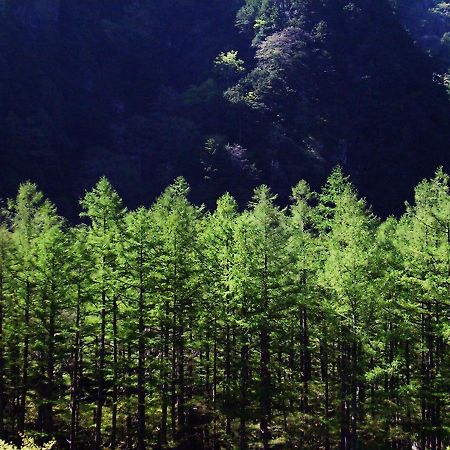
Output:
[
  {"xmin": 111, "ymin": 296, "xmax": 118, "ymax": 450},
  {"xmin": 239, "ymin": 343, "xmax": 249, "ymax": 450},
  {"xmin": 70, "ymin": 285, "xmax": 81, "ymax": 450},
  {"xmin": 94, "ymin": 291, "xmax": 107, "ymax": 450},
  {"xmin": 260, "ymin": 326, "xmax": 271, "ymax": 450},
  {"xmin": 19, "ymin": 281, "xmax": 31, "ymax": 434},
  {"xmin": 137, "ymin": 278, "xmax": 147, "ymax": 450},
  {"xmin": 0, "ymin": 272, "xmax": 5, "ymax": 438}
]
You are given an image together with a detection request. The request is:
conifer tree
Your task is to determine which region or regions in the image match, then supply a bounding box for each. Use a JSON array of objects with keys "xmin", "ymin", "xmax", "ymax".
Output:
[
  {"xmin": 80, "ymin": 177, "xmax": 125, "ymax": 450},
  {"xmin": 233, "ymin": 186, "xmax": 287, "ymax": 449},
  {"xmin": 0, "ymin": 225, "xmax": 13, "ymax": 438},
  {"xmin": 7, "ymin": 182, "xmax": 51, "ymax": 434},
  {"xmin": 151, "ymin": 178, "xmax": 201, "ymax": 443},
  {"xmin": 395, "ymin": 169, "xmax": 450, "ymax": 450},
  {"xmin": 66, "ymin": 225, "xmax": 93, "ymax": 450},
  {"xmin": 121, "ymin": 207, "xmax": 160, "ymax": 450},
  {"xmin": 31, "ymin": 200, "xmax": 66, "ymax": 435},
  {"xmin": 199, "ymin": 193, "xmax": 239, "ymax": 444},
  {"xmin": 317, "ymin": 168, "xmax": 377, "ymax": 450},
  {"xmin": 285, "ymin": 180, "xmax": 320, "ymax": 447}
]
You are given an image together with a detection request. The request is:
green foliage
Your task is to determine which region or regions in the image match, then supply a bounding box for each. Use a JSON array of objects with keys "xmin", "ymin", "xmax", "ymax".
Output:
[
  {"xmin": 214, "ymin": 51, "xmax": 245, "ymax": 78},
  {"xmin": 0, "ymin": 170, "xmax": 449, "ymax": 449},
  {"xmin": 0, "ymin": 436, "xmax": 55, "ymax": 450}
]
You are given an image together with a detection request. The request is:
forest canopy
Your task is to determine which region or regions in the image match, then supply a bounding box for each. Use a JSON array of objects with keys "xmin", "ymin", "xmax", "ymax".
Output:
[{"xmin": 0, "ymin": 169, "xmax": 448, "ymax": 449}]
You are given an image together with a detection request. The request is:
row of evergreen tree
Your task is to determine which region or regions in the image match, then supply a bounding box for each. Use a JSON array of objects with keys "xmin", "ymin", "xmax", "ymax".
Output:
[{"xmin": 0, "ymin": 168, "xmax": 448, "ymax": 450}]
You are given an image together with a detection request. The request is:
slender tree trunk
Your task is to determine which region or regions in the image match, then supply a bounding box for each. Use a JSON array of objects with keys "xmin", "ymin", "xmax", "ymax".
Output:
[
  {"xmin": 19, "ymin": 280, "xmax": 31, "ymax": 434},
  {"xmin": 159, "ymin": 298, "xmax": 170, "ymax": 447},
  {"xmin": 340, "ymin": 340, "xmax": 350, "ymax": 450},
  {"xmin": 420, "ymin": 300, "xmax": 427, "ymax": 450},
  {"xmin": 288, "ymin": 331, "xmax": 295, "ymax": 412},
  {"xmin": 42, "ymin": 290, "xmax": 56, "ymax": 435},
  {"xmin": 95, "ymin": 290, "xmax": 107, "ymax": 450},
  {"xmin": 239, "ymin": 342, "xmax": 249, "ymax": 450},
  {"xmin": 177, "ymin": 317, "xmax": 185, "ymax": 432},
  {"xmin": 38, "ymin": 284, "xmax": 57, "ymax": 435},
  {"xmin": 260, "ymin": 325, "xmax": 271, "ymax": 450},
  {"xmin": 137, "ymin": 266, "xmax": 146, "ymax": 450},
  {"xmin": 321, "ymin": 341, "xmax": 330, "ymax": 450},
  {"xmin": 186, "ymin": 316, "xmax": 196, "ymax": 446},
  {"xmin": 300, "ymin": 306, "xmax": 311, "ymax": 414},
  {"xmin": 70, "ymin": 283, "xmax": 82, "ymax": 450},
  {"xmin": 111, "ymin": 296, "xmax": 118, "ymax": 450},
  {"xmin": 171, "ymin": 298, "xmax": 177, "ymax": 440},
  {"xmin": 126, "ymin": 343, "xmax": 133, "ymax": 450},
  {"xmin": 0, "ymin": 270, "xmax": 5, "ymax": 438},
  {"xmin": 351, "ymin": 341, "xmax": 358, "ymax": 450},
  {"xmin": 426, "ymin": 300, "xmax": 435, "ymax": 450},
  {"xmin": 205, "ymin": 331, "xmax": 211, "ymax": 449},
  {"xmin": 260, "ymin": 254, "xmax": 271, "ymax": 450},
  {"xmin": 434, "ymin": 300, "xmax": 442, "ymax": 450},
  {"xmin": 212, "ymin": 318, "xmax": 218, "ymax": 448},
  {"xmin": 225, "ymin": 321, "xmax": 232, "ymax": 435},
  {"xmin": 405, "ymin": 340, "xmax": 411, "ymax": 442}
]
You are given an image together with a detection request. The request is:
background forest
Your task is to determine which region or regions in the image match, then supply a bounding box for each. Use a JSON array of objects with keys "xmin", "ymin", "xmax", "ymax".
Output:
[
  {"xmin": 0, "ymin": 169, "xmax": 449, "ymax": 449},
  {"xmin": 0, "ymin": 0, "xmax": 450, "ymax": 217}
]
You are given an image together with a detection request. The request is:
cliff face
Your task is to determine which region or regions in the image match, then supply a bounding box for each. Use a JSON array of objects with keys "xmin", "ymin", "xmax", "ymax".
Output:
[{"xmin": 0, "ymin": 0, "xmax": 449, "ymax": 218}]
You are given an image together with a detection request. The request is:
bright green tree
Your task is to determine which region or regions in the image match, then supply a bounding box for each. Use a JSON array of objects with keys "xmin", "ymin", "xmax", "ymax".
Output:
[{"xmin": 80, "ymin": 177, "xmax": 126, "ymax": 450}]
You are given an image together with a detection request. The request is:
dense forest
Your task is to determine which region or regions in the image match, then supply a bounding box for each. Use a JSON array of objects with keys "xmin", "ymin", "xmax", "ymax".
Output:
[
  {"xmin": 1, "ymin": 1, "xmax": 450, "ymax": 449},
  {"xmin": 0, "ymin": 0, "xmax": 450, "ymax": 217},
  {"xmin": 0, "ymin": 169, "xmax": 449, "ymax": 449},
  {"xmin": 394, "ymin": 0, "xmax": 450, "ymax": 67}
]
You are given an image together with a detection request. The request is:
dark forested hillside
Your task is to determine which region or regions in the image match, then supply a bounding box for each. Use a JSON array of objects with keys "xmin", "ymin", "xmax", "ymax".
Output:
[
  {"xmin": 0, "ymin": 0, "xmax": 449, "ymax": 217},
  {"xmin": 392, "ymin": 0, "xmax": 450, "ymax": 66}
]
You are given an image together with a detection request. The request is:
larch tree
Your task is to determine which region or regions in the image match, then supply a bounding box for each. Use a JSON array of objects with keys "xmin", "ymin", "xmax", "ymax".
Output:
[
  {"xmin": 7, "ymin": 182, "xmax": 51, "ymax": 434},
  {"xmin": 233, "ymin": 186, "xmax": 288, "ymax": 449},
  {"xmin": 395, "ymin": 169, "xmax": 450, "ymax": 450},
  {"xmin": 80, "ymin": 177, "xmax": 126, "ymax": 450},
  {"xmin": 0, "ymin": 225, "xmax": 13, "ymax": 438},
  {"xmin": 151, "ymin": 178, "xmax": 201, "ymax": 444},
  {"xmin": 199, "ymin": 193, "xmax": 239, "ymax": 445},
  {"xmin": 317, "ymin": 168, "xmax": 377, "ymax": 450}
]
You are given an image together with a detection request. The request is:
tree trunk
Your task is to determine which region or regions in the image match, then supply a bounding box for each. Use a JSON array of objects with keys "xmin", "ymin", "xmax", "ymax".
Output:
[
  {"xmin": 0, "ymin": 270, "xmax": 5, "ymax": 438},
  {"xmin": 19, "ymin": 280, "xmax": 31, "ymax": 434},
  {"xmin": 225, "ymin": 321, "xmax": 232, "ymax": 435},
  {"xmin": 111, "ymin": 295, "xmax": 118, "ymax": 450},
  {"xmin": 70, "ymin": 283, "xmax": 82, "ymax": 450},
  {"xmin": 171, "ymin": 298, "xmax": 177, "ymax": 441},
  {"xmin": 159, "ymin": 298, "xmax": 170, "ymax": 447},
  {"xmin": 212, "ymin": 318, "xmax": 218, "ymax": 448},
  {"xmin": 340, "ymin": 340, "xmax": 350, "ymax": 450},
  {"xmin": 126, "ymin": 343, "xmax": 133, "ymax": 450},
  {"xmin": 300, "ymin": 306, "xmax": 311, "ymax": 414},
  {"xmin": 177, "ymin": 319, "xmax": 185, "ymax": 433},
  {"xmin": 239, "ymin": 342, "xmax": 249, "ymax": 450},
  {"xmin": 137, "ymin": 268, "xmax": 147, "ymax": 450},
  {"xmin": 260, "ymin": 254, "xmax": 271, "ymax": 450},
  {"xmin": 41, "ymin": 289, "xmax": 56, "ymax": 435},
  {"xmin": 260, "ymin": 325, "xmax": 271, "ymax": 450},
  {"xmin": 321, "ymin": 341, "xmax": 330, "ymax": 450},
  {"xmin": 351, "ymin": 341, "xmax": 358, "ymax": 450},
  {"xmin": 95, "ymin": 290, "xmax": 107, "ymax": 450}
]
